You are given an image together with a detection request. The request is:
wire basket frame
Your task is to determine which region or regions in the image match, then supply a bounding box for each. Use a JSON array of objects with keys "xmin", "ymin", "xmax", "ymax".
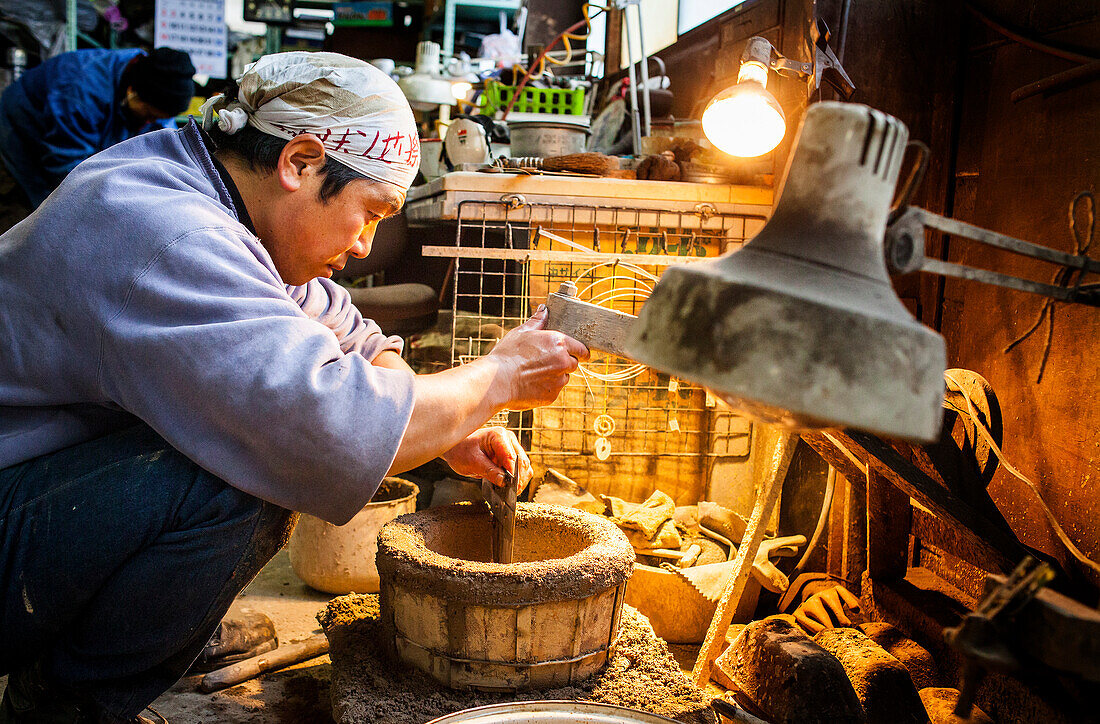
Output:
[{"xmin": 448, "ymin": 196, "xmax": 767, "ymax": 504}]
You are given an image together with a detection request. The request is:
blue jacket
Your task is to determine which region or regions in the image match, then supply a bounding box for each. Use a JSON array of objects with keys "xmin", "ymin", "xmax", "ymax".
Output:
[{"xmin": 0, "ymin": 48, "xmax": 172, "ymax": 206}]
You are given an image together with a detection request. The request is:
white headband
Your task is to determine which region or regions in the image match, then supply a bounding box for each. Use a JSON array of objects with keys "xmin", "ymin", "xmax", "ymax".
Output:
[{"xmin": 200, "ymin": 52, "xmax": 420, "ymax": 191}]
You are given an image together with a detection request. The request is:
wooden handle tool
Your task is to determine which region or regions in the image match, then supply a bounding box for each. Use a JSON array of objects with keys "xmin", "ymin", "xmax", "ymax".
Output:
[
  {"xmin": 199, "ymin": 635, "xmax": 329, "ymax": 693},
  {"xmin": 545, "ymin": 282, "xmax": 638, "ymax": 358}
]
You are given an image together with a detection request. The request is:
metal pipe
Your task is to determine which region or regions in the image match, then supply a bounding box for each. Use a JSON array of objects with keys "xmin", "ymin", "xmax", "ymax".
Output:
[
  {"xmin": 634, "ymin": 2, "xmax": 651, "ymax": 138},
  {"xmin": 621, "ymin": 2, "xmax": 641, "ymax": 155},
  {"xmin": 836, "ymin": 0, "xmax": 852, "ymax": 64},
  {"xmin": 67, "ymin": 0, "xmax": 78, "ymax": 51},
  {"xmin": 1011, "ymin": 59, "xmax": 1100, "ymax": 102}
]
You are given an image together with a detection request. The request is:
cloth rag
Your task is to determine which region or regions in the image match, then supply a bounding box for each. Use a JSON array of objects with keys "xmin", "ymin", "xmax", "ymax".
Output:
[{"xmin": 201, "ymin": 51, "xmax": 419, "ymax": 190}]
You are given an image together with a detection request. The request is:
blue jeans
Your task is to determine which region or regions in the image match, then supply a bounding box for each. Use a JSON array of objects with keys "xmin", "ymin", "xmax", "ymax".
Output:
[{"xmin": 0, "ymin": 423, "xmax": 296, "ymax": 718}]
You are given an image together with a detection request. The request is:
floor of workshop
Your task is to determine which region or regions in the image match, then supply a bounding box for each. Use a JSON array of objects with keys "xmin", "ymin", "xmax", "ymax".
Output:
[
  {"xmin": 150, "ymin": 549, "xmax": 334, "ymax": 722},
  {"xmin": 144, "ymin": 549, "xmax": 712, "ymax": 723},
  {"xmin": 0, "ymin": 526, "xmax": 714, "ymax": 722}
]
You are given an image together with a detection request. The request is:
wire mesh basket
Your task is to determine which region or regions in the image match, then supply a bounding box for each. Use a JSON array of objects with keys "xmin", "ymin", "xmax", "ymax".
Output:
[{"xmin": 444, "ymin": 196, "xmax": 767, "ymax": 504}]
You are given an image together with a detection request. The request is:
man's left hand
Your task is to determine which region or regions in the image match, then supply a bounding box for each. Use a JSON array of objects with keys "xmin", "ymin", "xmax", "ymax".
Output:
[{"xmin": 441, "ymin": 426, "xmax": 532, "ymax": 493}]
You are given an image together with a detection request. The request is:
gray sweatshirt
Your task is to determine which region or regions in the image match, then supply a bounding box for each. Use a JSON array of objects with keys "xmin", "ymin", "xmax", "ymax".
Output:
[{"xmin": 0, "ymin": 122, "xmax": 415, "ymax": 524}]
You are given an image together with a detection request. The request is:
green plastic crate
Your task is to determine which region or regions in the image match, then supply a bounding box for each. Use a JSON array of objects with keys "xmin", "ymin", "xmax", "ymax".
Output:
[{"xmin": 479, "ymin": 80, "xmax": 586, "ymax": 116}]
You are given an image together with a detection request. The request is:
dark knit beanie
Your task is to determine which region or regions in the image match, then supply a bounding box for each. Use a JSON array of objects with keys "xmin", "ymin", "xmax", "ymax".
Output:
[{"xmin": 129, "ymin": 47, "xmax": 196, "ymax": 115}]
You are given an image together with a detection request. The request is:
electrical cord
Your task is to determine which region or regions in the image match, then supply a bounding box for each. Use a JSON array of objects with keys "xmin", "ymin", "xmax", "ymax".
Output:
[{"xmin": 501, "ymin": 4, "xmax": 606, "ymax": 120}]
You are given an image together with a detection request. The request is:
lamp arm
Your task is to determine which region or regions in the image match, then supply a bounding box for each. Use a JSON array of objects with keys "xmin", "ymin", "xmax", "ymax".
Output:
[{"xmin": 885, "ymin": 206, "xmax": 1100, "ymax": 306}]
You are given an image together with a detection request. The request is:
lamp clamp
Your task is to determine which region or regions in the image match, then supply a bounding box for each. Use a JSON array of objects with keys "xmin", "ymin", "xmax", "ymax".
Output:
[{"xmin": 740, "ymin": 31, "xmax": 855, "ymax": 100}]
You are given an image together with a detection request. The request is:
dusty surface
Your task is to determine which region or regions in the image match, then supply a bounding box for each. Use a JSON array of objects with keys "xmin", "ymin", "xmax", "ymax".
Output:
[
  {"xmin": 858, "ymin": 622, "xmax": 939, "ymax": 690},
  {"xmin": 719, "ymin": 616, "xmax": 863, "ymax": 724},
  {"xmin": 149, "ymin": 549, "xmax": 336, "ymax": 723},
  {"xmin": 815, "ymin": 627, "xmax": 929, "ymax": 724},
  {"xmin": 321, "ymin": 593, "xmax": 716, "ymax": 724},
  {"xmin": 376, "ymin": 503, "xmax": 635, "ymax": 605},
  {"xmin": 918, "ymin": 688, "xmax": 994, "ymax": 724}
]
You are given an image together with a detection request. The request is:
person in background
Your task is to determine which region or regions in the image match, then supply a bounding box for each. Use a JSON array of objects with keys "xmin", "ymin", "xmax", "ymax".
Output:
[{"xmin": 0, "ymin": 46, "xmax": 196, "ymax": 231}]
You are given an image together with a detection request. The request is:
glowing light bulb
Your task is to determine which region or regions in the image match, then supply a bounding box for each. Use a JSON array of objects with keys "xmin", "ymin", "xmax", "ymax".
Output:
[{"xmin": 701, "ymin": 62, "xmax": 786, "ymax": 158}]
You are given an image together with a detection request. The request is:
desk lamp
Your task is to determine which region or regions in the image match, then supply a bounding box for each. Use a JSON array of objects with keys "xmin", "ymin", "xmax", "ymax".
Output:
[
  {"xmin": 627, "ymin": 102, "xmax": 947, "ymax": 442},
  {"xmin": 624, "ymin": 101, "xmax": 1099, "ymax": 443},
  {"xmin": 703, "ymin": 31, "xmax": 854, "ymax": 158}
]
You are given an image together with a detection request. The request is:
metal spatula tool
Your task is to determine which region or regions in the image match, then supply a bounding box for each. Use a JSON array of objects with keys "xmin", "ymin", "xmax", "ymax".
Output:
[{"xmin": 481, "ymin": 457, "xmax": 518, "ymax": 563}]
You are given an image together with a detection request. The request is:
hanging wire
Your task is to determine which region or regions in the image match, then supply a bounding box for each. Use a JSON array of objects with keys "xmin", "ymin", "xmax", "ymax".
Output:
[
  {"xmin": 568, "ymin": 261, "xmax": 651, "ymax": 383},
  {"xmin": 1003, "ymin": 191, "xmax": 1096, "ymax": 382}
]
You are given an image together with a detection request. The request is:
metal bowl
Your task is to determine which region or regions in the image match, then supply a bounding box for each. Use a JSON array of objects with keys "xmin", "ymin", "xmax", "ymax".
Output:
[{"xmin": 426, "ymin": 701, "xmax": 685, "ymax": 723}]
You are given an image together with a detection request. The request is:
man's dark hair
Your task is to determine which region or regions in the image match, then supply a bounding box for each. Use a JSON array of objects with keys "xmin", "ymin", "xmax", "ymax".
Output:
[
  {"xmin": 122, "ymin": 48, "xmax": 196, "ymax": 116},
  {"xmin": 207, "ymin": 124, "xmax": 368, "ymax": 204}
]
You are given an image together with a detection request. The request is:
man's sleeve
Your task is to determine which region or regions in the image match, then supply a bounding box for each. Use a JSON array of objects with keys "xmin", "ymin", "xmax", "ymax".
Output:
[
  {"xmin": 96, "ymin": 229, "xmax": 416, "ymax": 525},
  {"xmin": 286, "ymin": 278, "xmax": 403, "ymax": 360}
]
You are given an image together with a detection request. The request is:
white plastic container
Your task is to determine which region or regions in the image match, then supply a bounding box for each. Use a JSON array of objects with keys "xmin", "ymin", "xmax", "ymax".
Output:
[{"xmin": 289, "ymin": 477, "xmax": 418, "ymax": 594}]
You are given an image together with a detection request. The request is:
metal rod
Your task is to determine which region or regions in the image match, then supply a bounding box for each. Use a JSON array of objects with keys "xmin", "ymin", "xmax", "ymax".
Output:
[
  {"xmin": 621, "ymin": 1, "xmax": 642, "ymax": 154},
  {"xmin": 919, "ymin": 258, "xmax": 1095, "ymax": 305},
  {"xmin": 634, "ymin": 1, "xmax": 651, "ymax": 138},
  {"xmin": 915, "ymin": 207, "xmax": 1100, "ymax": 273},
  {"xmin": 423, "ymin": 246, "xmax": 715, "ymax": 266},
  {"xmin": 443, "ymin": 0, "xmax": 456, "ymax": 58}
]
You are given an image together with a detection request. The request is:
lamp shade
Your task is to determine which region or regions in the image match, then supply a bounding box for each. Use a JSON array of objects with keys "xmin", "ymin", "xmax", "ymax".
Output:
[{"xmin": 625, "ymin": 102, "xmax": 946, "ymax": 442}]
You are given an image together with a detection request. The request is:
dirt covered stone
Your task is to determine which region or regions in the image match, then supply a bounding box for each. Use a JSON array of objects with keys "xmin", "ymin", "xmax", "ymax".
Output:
[
  {"xmin": 815, "ymin": 627, "xmax": 929, "ymax": 724},
  {"xmin": 720, "ymin": 616, "xmax": 864, "ymax": 724}
]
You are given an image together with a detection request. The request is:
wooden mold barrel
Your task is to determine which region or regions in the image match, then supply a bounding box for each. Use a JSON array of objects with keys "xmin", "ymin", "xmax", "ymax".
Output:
[{"xmin": 376, "ymin": 502, "xmax": 635, "ymax": 692}]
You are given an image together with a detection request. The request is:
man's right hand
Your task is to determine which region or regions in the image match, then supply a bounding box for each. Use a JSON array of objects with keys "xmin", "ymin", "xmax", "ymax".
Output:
[
  {"xmin": 484, "ymin": 306, "xmax": 590, "ymax": 410},
  {"xmin": 386, "ymin": 306, "xmax": 589, "ymax": 477}
]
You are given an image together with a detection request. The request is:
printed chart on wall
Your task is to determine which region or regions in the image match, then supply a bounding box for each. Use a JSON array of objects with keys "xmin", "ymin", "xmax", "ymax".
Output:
[{"xmin": 154, "ymin": 0, "xmax": 227, "ymax": 78}]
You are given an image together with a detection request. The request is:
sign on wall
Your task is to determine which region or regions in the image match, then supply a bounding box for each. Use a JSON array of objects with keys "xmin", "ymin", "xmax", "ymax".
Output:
[{"xmin": 155, "ymin": 0, "xmax": 228, "ymax": 79}]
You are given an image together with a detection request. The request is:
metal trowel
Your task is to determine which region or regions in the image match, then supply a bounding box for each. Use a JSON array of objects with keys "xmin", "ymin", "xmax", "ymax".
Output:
[{"xmin": 481, "ymin": 457, "xmax": 519, "ymax": 563}]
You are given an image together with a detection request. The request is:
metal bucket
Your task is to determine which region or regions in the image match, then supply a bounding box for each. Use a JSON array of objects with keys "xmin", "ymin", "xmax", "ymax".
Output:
[
  {"xmin": 507, "ymin": 116, "xmax": 591, "ymax": 157},
  {"xmin": 426, "ymin": 701, "xmax": 684, "ymax": 723},
  {"xmin": 288, "ymin": 477, "xmax": 418, "ymax": 594}
]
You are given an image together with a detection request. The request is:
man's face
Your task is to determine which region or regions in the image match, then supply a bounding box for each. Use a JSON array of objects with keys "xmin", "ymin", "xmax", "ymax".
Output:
[
  {"xmin": 123, "ymin": 88, "xmax": 175, "ymax": 127},
  {"xmin": 265, "ymin": 175, "xmax": 406, "ymax": 287}
]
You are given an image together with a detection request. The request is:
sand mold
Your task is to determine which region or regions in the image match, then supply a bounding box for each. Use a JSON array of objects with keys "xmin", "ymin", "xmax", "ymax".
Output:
[{"xmin": 376, "ymin": 503, "xmax": 635, "ymax": 606}]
